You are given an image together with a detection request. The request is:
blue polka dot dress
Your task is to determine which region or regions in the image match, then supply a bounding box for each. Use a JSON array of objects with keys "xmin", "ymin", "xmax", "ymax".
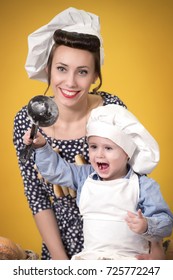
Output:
[{"xmin": 13, "ymin": 91, "xmax": 126, "ymax": 259}]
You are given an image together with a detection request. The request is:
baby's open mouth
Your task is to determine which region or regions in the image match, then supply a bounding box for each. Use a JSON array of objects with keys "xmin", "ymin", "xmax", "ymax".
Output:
[{"xmin": 97, "ymin": 162, "xmax": 109, "ymax": 170}]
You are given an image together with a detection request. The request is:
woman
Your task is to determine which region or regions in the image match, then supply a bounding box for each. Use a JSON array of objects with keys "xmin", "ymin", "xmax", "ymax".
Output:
[{"xmin": 13, "ymin": 7, "xmax": 165, "ymax": 259}]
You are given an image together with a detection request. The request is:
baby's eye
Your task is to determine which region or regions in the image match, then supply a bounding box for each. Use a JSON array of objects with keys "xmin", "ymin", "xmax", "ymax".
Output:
[
  {"xmin": 89, "ymin": 144, "xmax": 97, "ymax": 150},
  {"xmin": 105, "ymin": 146, "xmax": 113, "ymax": 151}
]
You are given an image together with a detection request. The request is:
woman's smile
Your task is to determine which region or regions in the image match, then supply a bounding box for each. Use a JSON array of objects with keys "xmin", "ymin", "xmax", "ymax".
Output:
[{"xmin": 60, "ymin": 88, "xmax": 81, "ymax": 98}]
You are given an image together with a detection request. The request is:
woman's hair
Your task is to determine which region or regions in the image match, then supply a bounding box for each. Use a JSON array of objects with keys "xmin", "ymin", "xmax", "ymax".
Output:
[{"xmin": 44, "ymin": 29, "xmax": 102, "ymax": 94}]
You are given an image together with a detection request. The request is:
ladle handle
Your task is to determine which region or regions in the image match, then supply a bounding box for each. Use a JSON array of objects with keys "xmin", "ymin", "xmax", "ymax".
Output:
[
  {"xmin": 30, "ymin": 123, "xmax": 38, "ymax": 140},
  {"xmin": 19, "ymin": 124, "xmax": 38, "ymax": 163}
]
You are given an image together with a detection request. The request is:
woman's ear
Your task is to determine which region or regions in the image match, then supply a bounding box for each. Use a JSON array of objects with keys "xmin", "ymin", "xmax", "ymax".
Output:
[{"xmin": 45, "ymin": 66, "xmax": 48, "ymax": 74}]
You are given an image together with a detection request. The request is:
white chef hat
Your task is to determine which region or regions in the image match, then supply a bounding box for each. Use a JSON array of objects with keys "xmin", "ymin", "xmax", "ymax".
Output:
[
  {"xmin": 86, "ymin": 104, "xmax": 160, "ymax": 174},
  {"xmin": 25, "ymin": 7, "xmax": 104, "ymax": 82}
]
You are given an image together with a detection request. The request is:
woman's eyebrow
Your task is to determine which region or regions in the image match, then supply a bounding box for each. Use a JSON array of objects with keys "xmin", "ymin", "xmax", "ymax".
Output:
[
  {"xmin": 55, "ymin": 62, "xmax": 89, "ymax": 69},
  {"xmin": 55, "ymin": 62, "xmax": 68, "ymax": 66},
  {"xmin": 77, "ymin": 66, "xmax": 89, "ymax": 69}
]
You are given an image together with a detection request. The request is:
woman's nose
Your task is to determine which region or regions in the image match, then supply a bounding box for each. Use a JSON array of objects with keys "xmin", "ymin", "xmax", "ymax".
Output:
[{"xmin": 66, "ymin": 72, "xmax": 76, "ymax": 87}]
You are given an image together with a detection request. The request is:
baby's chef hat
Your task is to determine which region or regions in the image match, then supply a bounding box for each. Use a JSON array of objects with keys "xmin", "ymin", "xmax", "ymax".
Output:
[
  {"xmin": 25, "ymin": 7, "xmax": 104, "ymax": 82},
  {"xmin": 87, "ymin": 104, "xmax": 160, "ymax": 174}
]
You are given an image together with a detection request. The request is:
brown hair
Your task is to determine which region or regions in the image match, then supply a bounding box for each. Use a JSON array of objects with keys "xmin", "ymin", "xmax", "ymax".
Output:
[{"xmin": 44, "ymin": 29, "xmax": 102, "ymax": 94}]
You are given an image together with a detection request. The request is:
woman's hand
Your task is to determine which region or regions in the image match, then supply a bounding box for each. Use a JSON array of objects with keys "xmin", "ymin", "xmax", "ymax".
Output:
[{"xmin": 136, "ymin": 241, "xmax": 166, "ymax": 260}]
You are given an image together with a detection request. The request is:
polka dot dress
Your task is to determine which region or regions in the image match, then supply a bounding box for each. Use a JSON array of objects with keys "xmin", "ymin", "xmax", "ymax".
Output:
[{"xmin": 13, "ymin": 91, "xmax": 126, "ymax": 259}]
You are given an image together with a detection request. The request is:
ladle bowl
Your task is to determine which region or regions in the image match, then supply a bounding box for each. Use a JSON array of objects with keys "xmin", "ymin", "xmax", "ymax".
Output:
[
  {"xmin": 27, "ymin": 95, "xmax": 59, "ymax": 127},
  {"xmin": 19, "ymin": 95, "xmax": 59, "ymax": 163}
]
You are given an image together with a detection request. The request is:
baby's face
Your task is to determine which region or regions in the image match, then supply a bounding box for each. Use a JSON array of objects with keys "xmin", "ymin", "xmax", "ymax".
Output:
[{"xmin": 88, "ymin": 136, "xmax": 129, "ymax": 180}]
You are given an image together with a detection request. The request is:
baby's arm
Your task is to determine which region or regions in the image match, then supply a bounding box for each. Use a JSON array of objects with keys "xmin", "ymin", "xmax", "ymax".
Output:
[
  {"xmin": 125, "ymin": 209, "xmax": 148, "ymax": 234},
  {"xmin": 132, "ymin": 175, "xmax": 173, "ymax": 241}
]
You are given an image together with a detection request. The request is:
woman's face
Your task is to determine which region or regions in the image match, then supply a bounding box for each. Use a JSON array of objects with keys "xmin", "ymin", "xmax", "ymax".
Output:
[
  {"xmin": 50, "ymin": 45, "xmax": 97, "ymax": 107},
  {"xmin": 88, "ymin": 136, "xmax": 129, "ymax": 180}
]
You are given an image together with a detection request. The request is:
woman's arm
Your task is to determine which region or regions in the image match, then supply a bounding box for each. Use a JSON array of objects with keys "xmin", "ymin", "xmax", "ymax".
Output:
[
  {"xmin": 34, "ymin": 209, "xmax": 69, "ymax": 259},
  {"xmin": 13, "ymin": 108, "xmax": 68, "ymax": 259}
]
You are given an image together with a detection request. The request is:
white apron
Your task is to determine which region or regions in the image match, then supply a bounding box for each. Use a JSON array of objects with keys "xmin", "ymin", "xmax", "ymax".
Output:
[{"xmin": 72, "ymin": 171, "xmax": 149, "ymax": 260}]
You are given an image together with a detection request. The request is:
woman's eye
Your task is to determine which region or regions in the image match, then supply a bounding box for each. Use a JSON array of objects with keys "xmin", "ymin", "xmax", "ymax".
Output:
[
  {"xmin": 79, "ymin": 69, "xmax": 88, "ymax": 75},
  {"xmin": 57, "ymin": 66, "xmax": 66, "ymax": 72}
]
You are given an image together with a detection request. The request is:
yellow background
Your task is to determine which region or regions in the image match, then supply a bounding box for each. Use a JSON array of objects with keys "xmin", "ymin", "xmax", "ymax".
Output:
[{"xmin": 0, "ymin": 0, "xmax": 173, "ymax": 256}]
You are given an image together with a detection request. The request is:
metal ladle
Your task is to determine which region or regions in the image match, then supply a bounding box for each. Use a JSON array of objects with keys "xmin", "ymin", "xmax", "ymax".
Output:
[{"xmin": 19, "ymin": 95, "xmax": 59, "ymax": 163}]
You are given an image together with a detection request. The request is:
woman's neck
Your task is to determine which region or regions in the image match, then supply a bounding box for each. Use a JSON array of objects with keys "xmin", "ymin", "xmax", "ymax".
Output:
[
  {"xmin": 57, "ymin": 99, "xmax": 89, "ymax": 123},
  {"xmin": 54, "ymin": 93, "xmax": 103, "ymax": 123},
  {"xmin": 41, "ymin": 94, "xmax": 103, "ymax": 140}
]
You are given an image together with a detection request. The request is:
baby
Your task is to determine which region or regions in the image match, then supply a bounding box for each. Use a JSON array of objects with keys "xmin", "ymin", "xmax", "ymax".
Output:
[{"xmin": 24, "ymin": 104, "xmax": 173, "ymax": 259}]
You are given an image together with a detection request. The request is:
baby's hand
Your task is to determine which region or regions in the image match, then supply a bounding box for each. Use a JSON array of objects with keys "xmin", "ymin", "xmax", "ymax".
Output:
[
  {"xmin": 23, "ymin": 129, "xmax": 33, "ymax": 145},
  {"xmin": 23, "ymin": 129, "xmax": 46, "ymax": 149},
  {"xmin": 125, "ymin": 209, "xmax": 148, "ymax": 234}
]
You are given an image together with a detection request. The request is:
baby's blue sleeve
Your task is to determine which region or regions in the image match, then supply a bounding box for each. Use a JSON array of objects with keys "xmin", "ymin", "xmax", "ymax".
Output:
[
  {"xmin": 35, "ymin": 142, "xmax": 94, "ymax": 190},
  {"xmin": 138, "ymin": 175, "xmax": 173, "ymax": 241}
]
